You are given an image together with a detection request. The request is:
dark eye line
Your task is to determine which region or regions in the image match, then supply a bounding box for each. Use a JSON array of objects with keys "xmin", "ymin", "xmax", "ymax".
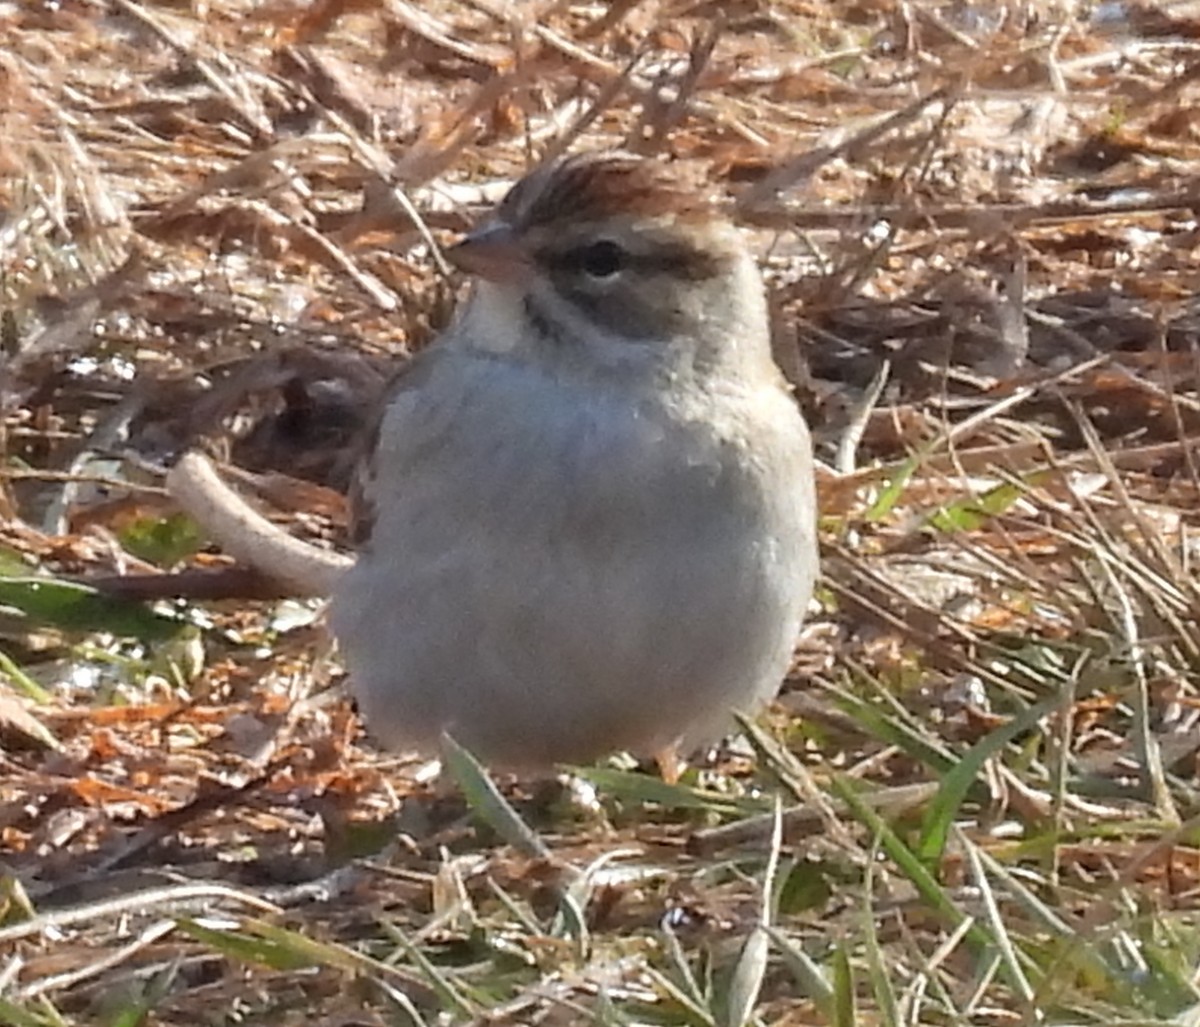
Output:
[
  {"xmin": 557, "ymin": 239, "xmax": 626, "ymax": 278},
  {"xmin": 538, "ymin": 242, "xmax": 723, "ymax": 282}
]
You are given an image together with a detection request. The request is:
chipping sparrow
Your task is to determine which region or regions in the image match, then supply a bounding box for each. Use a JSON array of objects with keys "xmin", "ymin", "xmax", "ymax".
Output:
[{"xmin": 328, "ymin": 152, "xmax": 818, "ymax": 771}]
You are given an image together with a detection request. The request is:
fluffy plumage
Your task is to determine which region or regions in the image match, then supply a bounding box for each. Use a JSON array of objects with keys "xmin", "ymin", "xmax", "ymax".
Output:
[{"xmin": 330, "ymin": 153, "xmax": 817, "ymax": 770}]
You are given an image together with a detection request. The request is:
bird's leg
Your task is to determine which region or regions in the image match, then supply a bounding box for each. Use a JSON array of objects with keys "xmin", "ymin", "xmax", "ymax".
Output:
[{"xmin": 654, "ymin": 745, "xmax": 685, "ymax": 785}]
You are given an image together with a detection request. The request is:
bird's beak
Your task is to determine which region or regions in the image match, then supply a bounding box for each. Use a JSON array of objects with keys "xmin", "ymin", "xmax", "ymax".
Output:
[{"xmin": 445, "ymin": 222, "xmax": 532, "ymax": 284}]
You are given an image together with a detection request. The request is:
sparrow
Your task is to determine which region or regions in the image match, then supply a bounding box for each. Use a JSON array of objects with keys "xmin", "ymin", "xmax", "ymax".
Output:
[{"xmin": 327, "ymin": 152, "xmax": 818, "ymax": 771}]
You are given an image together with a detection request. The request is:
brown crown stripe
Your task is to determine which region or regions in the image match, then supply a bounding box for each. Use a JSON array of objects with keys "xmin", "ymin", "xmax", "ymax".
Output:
[{"xmin": 500, "ymin": 153, "xmax": 714, "ymax": 231}]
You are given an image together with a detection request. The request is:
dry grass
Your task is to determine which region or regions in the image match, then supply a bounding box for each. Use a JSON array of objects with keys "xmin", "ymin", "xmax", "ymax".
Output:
[{"xmin": 3, "ymin": 1, "xmax": 1200, "ymax": 1024}]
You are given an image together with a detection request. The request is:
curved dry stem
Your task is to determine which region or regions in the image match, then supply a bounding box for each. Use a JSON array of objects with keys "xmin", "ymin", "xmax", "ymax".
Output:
[{"xmin": 167, "ymin": 451, "xmax": 351, "ymax": 597}]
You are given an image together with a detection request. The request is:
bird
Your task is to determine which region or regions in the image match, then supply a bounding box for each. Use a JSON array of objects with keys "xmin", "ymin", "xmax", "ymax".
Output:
[{"xmin": 327, "ymin": 151, "xmax": 818, "ymax": 772}]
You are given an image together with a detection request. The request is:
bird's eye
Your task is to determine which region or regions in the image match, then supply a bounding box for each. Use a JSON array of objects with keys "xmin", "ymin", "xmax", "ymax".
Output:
[{"xmin": 572, "ymin": 240, "xmax": 626, "ymax": 279}]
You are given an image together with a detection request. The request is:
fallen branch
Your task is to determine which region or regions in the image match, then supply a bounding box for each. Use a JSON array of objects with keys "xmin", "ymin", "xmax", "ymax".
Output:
[{"xmin": 83, "ymin": 566, "xmax": 295, "ymax": 602}]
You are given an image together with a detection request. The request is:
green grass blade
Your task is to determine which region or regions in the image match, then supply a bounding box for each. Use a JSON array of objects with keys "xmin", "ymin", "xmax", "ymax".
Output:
[{"xmin": 916, "ymin": 694, "xmax": 1061, "ymax": 865}]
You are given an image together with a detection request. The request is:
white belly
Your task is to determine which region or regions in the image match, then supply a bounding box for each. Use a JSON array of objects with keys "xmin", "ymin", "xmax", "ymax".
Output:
[{"xmin": 330, "ymin": 352, "xmax": 816, "ymax": 769}]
